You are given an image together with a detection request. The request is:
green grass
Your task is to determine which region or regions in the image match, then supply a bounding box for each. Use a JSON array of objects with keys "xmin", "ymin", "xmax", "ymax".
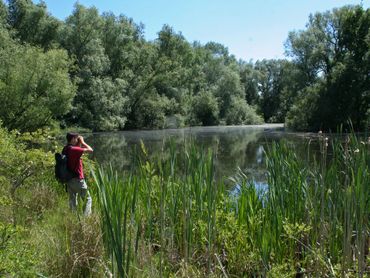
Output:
[
  {"xmin": 92, "ymin": 134, "xmax": 369, "ymax": 277},
  {"xmin": 1, "ymin": 123, "xmax": 367, "ymax": 276}
]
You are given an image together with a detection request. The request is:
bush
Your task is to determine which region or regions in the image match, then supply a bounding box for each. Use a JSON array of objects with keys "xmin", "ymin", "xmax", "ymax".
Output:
[
  {"xmin": 76, "ymin": 77, "xmax": 129, "ymax": 131},
  {"xmin": 0, "ymin": 29, "xmax": 75, "ymax": 132},
  {"xmin": 0, "ymin": 124, "xmax": 62, "ymax": 276},
  {"xmin": 0, "ymin": 123, "xmax": 104, "ymax": 276},
  {"xmin": 164, "ymin": 114, "xmax": 186, "ymax": 129},
  {"xmin": 189, "ymin": 90, "xmax": 219, "ymax": 125},
  {"xmin": 0, "ymin": 224, "xmax": 42, "ymax": 277},
  {"xmin": 285, "ymin": 85, "xmax": 321, "ymax": 131},
  {"xmin": 225, "ymin": 97, "xmax": 264, "ymax": 125},
  {"xmin": 134, "ymin": 94, "xmax": 170, "ymax": 129}
]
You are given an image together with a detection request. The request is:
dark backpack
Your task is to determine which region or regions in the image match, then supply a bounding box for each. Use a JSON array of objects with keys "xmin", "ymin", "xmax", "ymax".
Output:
[{"xmin": 55, "ymin": 149, "xmax": 76, "ymax": 183}]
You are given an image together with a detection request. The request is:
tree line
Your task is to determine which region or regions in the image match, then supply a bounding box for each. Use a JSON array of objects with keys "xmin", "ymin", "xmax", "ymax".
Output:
[{"xmin": 0, "ymin": 0, "xmax": 368, "ymax": 132}]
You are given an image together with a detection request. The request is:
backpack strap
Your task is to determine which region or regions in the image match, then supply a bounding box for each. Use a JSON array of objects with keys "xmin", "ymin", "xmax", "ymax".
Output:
[{"xmin": 62, "ymin": 145, "xmax": 78, "ymax": 177}]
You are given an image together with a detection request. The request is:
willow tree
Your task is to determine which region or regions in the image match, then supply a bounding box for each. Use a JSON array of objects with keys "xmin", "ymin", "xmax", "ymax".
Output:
[
  {"xmin": 285, "ymin": 5, "xmax": 370, "ymax": 131},
  {"xmin": 0, "ymin": 27, "xmax": 75, "ymax": 131}
]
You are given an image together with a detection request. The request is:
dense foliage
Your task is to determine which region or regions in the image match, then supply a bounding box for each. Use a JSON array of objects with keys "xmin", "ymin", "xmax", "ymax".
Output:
[
  {"xmin": 1, "ymin": 122, "xmax": 368, "ymax": 277},
  {"xmin": 0, "ymin": 28, "xmax": 74, "ymax": 132},
  {"xmin": 285, "ymin": 6, "xmax": 370, "ymax": 131},
  {"xmin": 94, "ymin": 133, "xmax": 369, "ymax": 277},
  {"xmin": 0, "ymin": 2, "xmax": 368, "ymax": 276},
  {"xmin": 0, "ymin": 1, "xmax": 367, "ymax": 132},
  {"xmin": 0, "ymin": 123, "xmax": 103, "ymax": 276}
]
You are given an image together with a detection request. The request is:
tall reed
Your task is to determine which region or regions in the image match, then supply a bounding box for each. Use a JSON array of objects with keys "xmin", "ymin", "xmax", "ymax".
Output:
[
  {"xmin": 93, "ymin": 167, "xmax": 140, "ymax": 277},
  {"xmin": 92, "ymin": 133, "xmax": 369, "ymax": 277}
]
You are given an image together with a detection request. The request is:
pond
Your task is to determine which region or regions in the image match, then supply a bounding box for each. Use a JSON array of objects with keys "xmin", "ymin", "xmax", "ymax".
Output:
[{"xmin": 86, "ymin": 124, "xmax": 322, "ymax": 184}]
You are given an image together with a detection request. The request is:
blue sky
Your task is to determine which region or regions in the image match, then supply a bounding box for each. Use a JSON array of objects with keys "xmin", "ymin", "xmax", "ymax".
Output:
[{"xmin": 37, "ymin": 0, "xmax": 369, "ymax": 61}]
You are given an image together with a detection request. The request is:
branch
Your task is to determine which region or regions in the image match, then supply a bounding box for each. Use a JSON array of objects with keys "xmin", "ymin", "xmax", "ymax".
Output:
[{"xmin": 10, "ymin": 165, "xmax": 34, "ymax": 198}]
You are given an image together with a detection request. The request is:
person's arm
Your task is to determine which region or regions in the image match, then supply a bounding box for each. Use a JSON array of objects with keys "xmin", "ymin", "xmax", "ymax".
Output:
[{"xmin": 78, "ymin": 136, "xmax": 94, "ymax": 153}]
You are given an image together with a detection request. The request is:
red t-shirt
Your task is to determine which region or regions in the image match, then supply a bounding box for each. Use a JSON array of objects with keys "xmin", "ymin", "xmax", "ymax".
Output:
[{"xmin": 62, "ymin": 145, "xmax": 85, "ymax": 179}]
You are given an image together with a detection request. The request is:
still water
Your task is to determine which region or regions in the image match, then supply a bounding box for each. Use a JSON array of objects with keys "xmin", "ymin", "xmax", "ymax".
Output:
[{"xmin": 87, "ymin": 124, "xmax": 321, "ymax": 184}]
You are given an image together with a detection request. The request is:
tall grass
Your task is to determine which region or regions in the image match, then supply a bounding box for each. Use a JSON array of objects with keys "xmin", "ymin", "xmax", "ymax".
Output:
[
  {"xmin": 93, "ymin": 141, "xmax": 219, "ymax": 276},
  {"xmin": 93, "ymin": 167, "xmax": 140, "ymax": 277},
  {"xmin": 258, "ymin": 133, "xmax": 369, "ymax": 275},
  {"xmin": 93, "ymin": 134, "xmax": 369, "ymax": 277}
]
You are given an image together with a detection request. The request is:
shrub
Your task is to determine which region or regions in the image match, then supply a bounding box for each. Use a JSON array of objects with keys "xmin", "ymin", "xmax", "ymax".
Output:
[
  {"xmin": 134, "ymin": 94, "xmax": 170, "ymax": 129},
  {"xmin": 33, "ymin": 209, "xmax": 105, "ymax": 277},
  {"xmin": 0, "ymin": 30, "xmax": 75, "ymax": 132},
  {"xmin": 225, "ymin": 97, "xmax": 264, "ymax": 125},
  {"xmin": 0, "ymin": 123, "xmax": 104, "ymax": 276},
  {"xmin": 285, "ymin": 84, "xmax": 321, "ymax": 131},
  {"xmin": 189, "ymin": 90, "xmax": 219, "ymax": 125},
  {"xmin": 0, "ymin": 224, "xmax": 42, "ymax": 277}
]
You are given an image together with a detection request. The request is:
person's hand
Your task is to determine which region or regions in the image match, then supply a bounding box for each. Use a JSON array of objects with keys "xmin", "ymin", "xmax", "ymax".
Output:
[{"xmin": 78, "ymin": 136, "xmax": 84, "ymax": 144}]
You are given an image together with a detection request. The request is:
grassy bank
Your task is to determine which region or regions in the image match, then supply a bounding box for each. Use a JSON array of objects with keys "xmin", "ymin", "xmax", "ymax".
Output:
[
  {"xmin": 0, "ymin": 124, "xmax": 369, "ymax": 277},
  {"xmin": 93, "ymin": 135, "xmax": 369, "ymax": 277}
]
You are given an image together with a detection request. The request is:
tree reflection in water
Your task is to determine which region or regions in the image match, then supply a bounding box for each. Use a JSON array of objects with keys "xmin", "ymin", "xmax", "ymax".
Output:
[{"xmin": 86, "ymin": 126, "xmax": 319, "ymax": 184}]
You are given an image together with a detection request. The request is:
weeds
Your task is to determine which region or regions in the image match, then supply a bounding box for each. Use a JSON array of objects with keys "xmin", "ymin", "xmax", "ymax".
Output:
[
  {"xmin": 93, "ymin": 133, "xmax": 369, "ymax": 277},
  {"xmin": 1, "ymin": 121, "xmax": 368, "ymax": 276}
]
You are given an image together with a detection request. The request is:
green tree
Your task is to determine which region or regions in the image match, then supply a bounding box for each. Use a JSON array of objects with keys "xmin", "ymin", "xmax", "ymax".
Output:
[
  {"xmin": 101, "ymin": 12, "xmax": 144, "ymax": 78},
  {"xmin": 192, "ymin": 42, "xmax": 264, "ymax": 125},
  {"xmin": 124, "ymin": 25, "xmax": 195, "ymax": 129},
  {"xmin": 252, "ymin": 59, "xmax": 303, "ymax": 123},
  {"xmin": 239, "ymin": 61, "xmax": 260, "ymax": 106},
  {"xmin": 0, "ymin": 0, "xmax": 7, "ymax": 26},
  {"xmin": 225, "ymin": 97, "xmax": 263, "ymax": 125},
  {"xmin": 190, "ymin": 90, "xmax": 219, "ymax": 125},
  {"xmin": 285, "ymin": 5, "xmax": 370, "ymax": 131},
  {"xmin": 254, "ymin": 60, "xmax": 284, "ymax": 123},
  {"xmin": 215, "ymin": 67, "xmax": 244, "ymax": 119},
  {"xmin": 0, "ymin": 30, "xmax": 75, "ymax": 131},
  {"xmin": 7, "ymin": 0, "xmax": 61, "ymax": 49},
  {"xmin": 76, "ymin": 78, "xmax": 129, "ymax": 131},
  {"xmin": 121, "ymin": 42, "xmax": 160, "ymax": 129},
  {"xmin": 61, "ymin": 4, "xmax": 128, "ymax": 131},
  {"xmin": 154, "ymin": 25, "xmax": 194, "ymax": 100},
  {"xmin": 134, "ymin": 93, "xmax": 170, "ymax": 128},
  {"xmin": 285, "ymin": 84, "xmax": 322, "ymax": 131}
]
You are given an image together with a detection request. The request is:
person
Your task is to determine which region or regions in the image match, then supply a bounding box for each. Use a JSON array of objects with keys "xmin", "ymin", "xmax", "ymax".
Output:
[{"xmin": 62, "ymin": 132, "xmax": 94, "ymax": 216}]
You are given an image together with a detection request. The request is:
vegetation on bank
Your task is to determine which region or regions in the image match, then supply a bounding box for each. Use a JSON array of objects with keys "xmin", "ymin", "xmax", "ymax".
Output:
[
  {"xmin": 0, "ymin": 0, "xmax": 369, "ymax": 276},
  {"xmin": 93, "ymin": 133, "xmax": 370, "ymax": 277},
  {"xmin": 0, "ymin": 124, "xmax": 99, "ymax": 276},
  {"xmin": 0, "ymin": 123, "xmax": 368, "ymax": 277},
  {"xmin": 0, "ymin": 1, "xmax": 369, "ymax": 132}
]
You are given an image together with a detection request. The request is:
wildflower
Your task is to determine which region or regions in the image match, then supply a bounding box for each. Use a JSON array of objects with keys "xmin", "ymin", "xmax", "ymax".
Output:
[{"xmin": 354, "ymin": 149, "xmax": 360, "ymax": 153}]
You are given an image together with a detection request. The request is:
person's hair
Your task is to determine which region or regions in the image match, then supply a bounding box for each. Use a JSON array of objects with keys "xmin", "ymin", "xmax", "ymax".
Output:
[{"xmin": 66, "ymin": 132, "xmax": 79, "ymax": 143}]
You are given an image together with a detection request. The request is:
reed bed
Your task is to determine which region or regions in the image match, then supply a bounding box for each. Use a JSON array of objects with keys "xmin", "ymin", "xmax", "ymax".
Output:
[{"xmin": 93, "ymin": 134, "xmax": 369, "ymax": 277}]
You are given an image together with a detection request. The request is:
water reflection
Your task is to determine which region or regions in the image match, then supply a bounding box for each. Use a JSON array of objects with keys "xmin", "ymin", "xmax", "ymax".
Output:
[
  {"xmin": 86, "ymin": 125, "xmax": 319, "ymax": 183},
  {"xmin": 230, "ymin": 182, "xmax": 269, "ymax": 199}
]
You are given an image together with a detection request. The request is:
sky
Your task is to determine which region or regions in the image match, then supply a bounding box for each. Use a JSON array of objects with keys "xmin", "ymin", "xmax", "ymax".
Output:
[{"xmin": 36, "ymin": 0, "xmax": 369, "ymax": 61}]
